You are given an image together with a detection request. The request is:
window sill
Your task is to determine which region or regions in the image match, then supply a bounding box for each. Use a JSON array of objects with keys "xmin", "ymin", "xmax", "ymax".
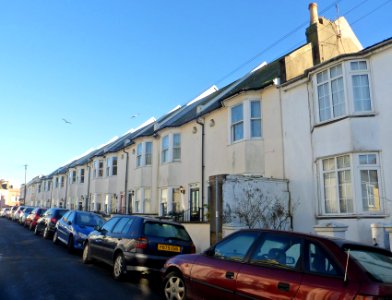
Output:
[
  {"xmin": 313, "ymin": 112, "xmax": 376, "ymax": 130},
  {"xmin": 316, "ymin": 213, "xmax": 388, "ymax": 219}
]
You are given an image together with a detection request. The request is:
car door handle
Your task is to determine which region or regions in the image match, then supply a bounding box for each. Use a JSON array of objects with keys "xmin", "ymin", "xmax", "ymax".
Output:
[
  {"xmin": 225, "ymin": 271, "xmax": 235, "ymax": 280},
  {"xmin": 277, "ymin": 282, "xmax": 290, "ymax": 292}
]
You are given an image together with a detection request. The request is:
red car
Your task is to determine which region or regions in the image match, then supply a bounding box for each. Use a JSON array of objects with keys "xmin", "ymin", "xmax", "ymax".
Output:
[
  {"xmin": 162, "ymin": 229, "xmax": 392, "ymax": 300},
  {"xmin": 25, "ymin": 207, "xmax": 47, "ymax": 230}
]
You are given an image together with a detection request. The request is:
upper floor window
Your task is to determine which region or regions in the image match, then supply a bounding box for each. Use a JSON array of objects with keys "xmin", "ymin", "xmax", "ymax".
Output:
[
  {"xmin": 55, "ymin": 177, "xmax": 59, "ymax": 188},
  {"xmin": 106, "ymin": 157, "xmax": 118, "ymax": 176},
  {"xmin": 319, "ymin": 152, "xmax": 381, "ymax": 215},
  {"xmin": 230, "ymin": 100, "xmax": 262, "ymax": 143},
  {"xmin": 173, "ymin": 134, "xmax": 181, "ymax": 161},
  {"xmin": 314, "ymin": 60, "xmax": 372, "ymax": 123},
  {"xmin": 145, "ymin": 142, "xmax": 152, "ymax": 165},
  {"xmin": 136, "ymin": 143, "xmax": 143, "ymax": 167},
  {"xmin": 98, "ymin": 160, "xmax": 104, "ymax": 177},
  {"xmin": 161, "ymin": 134, "xmax": 181, "ymax": 164},
  {"xmin": 68, "ymin": 170, "xmax": 76, "ymax": 184},
  {"xmin": 350, "ymin": 61, "xmax": 371, "ymax": 112},
  {"xmin": 47, "ymin": 181, "xmax": 51, "ymax": 191},
  {"xmin": 231, "ymin": 104, "xmax": 244, "ymax": 142},
  {"xmin": 60, "ymin": 176, "xmax": 64, "ymax": 188},
  {"xmin": 162, "ymin": 136, "xmax": 169, "ymax": 163},
  {"xmin": 80, "ymin": 168, "xmax": 85, "ymax": 184},
  {"xmin": 250, "ymin": 101, "xmax": 262, "ymax": 138}
]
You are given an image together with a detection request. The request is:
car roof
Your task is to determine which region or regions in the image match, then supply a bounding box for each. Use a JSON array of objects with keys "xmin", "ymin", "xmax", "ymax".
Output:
[{"xmin": 109, "ymin": 214, "xmax": 183, "ymax": 225}]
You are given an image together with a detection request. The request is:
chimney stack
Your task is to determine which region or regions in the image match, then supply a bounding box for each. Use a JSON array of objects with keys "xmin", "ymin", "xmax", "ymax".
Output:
[{"xmin": 309, "ymin": 3, "xmax": 318, "ymax": 24}]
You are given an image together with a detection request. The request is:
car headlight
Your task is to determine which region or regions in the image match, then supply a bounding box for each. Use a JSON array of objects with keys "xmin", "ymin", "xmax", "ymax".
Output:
[{"xmin": 77, "ymin": 232, "xmax": 87, "ymax": 239}]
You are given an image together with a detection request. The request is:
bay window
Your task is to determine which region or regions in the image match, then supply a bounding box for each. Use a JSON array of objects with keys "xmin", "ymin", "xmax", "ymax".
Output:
[
  {"xmin": 319, "ymin": 153, "xmax": 382, "ymax": 215},
  {"xmin": 314, "ymin": 60, "xmax": 372, "ymax": 123},
  {"xmin": 230, "ymin": 100, "xmax": 262, "ymax": 143}
]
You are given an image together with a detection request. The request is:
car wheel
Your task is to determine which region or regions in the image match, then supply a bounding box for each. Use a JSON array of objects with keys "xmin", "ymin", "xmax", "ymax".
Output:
[
  {"xmin": 113, "ymin": 253, "xmax": 126, "ymax": 280},
  {"xmin": 163, "ymin": 271, "xmax": 186, "ymax": 300},
  {"xmin": 53, "ymin": 231, "xmax": 58, "ymax": 244},
  {"xmin": 43, "ymin": 227, "xmax": 50, "ymax": 239},
  {"xmin": 67, "ymin": 236, "xmax": 74, "ymax": 253},
  {"xmin": 82, "ymin": 243, "xmax": 92, "ymax": 264}
]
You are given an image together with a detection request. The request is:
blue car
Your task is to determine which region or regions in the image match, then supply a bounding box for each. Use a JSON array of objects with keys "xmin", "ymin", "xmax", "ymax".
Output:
[{"xmin": 53, "ymin": 210, "xmax": 105, "ymax": 252}]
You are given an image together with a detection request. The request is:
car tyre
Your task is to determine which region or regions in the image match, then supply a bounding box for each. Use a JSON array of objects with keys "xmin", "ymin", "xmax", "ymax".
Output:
[
  {"xmin": 82, "ymin": 243, "xmax": 92, "ymax": 264},
  {"xmin": 43, "ymin": 226, "xmax": 50, "ymax": 239},
  {"xmin": 53, "ymin": 231, "xmax": 59, "ymax": 244},
  {"xmin": 67, "ymin": 236, "xmax": 74, "ymax": 253},
  {"xmin": 163, "ymin": 271, "xmax": 186, "ymax": 300},
  {"xmin": 113, "ymin": 253, "xmax": 126, "ymax": 280}
]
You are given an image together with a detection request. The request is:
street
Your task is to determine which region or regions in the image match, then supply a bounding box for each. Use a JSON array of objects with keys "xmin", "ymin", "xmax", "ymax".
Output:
[{"xmin": 0, "ymin": 217, "xmax": 162, "ymax": 300}]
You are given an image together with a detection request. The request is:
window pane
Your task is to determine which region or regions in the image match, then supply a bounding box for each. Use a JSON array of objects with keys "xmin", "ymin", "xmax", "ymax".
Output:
[
  {"xmin": 361, "ymin": 170, "xmax": 380, "ymax": 211},
  {"xmin": 318, "ymin": 83, "xmax": 331, "ymax": 121},
  {"xmin": 353, "ymin": 75, "xmax": 371, "ymax": 112},
  {"xmin": 145, "ymin": 142, "xmax": 152, "ymax": 165},
  {"xmin": 330, "ymin": 64, "xmax": 342, "ymax": 78},
  {"xmin": 232, "ymin": 123, "xmax": 243, "ymax": 141},
  {"xmin": 331, "ymin": 77, "xmax": 345, "ymax": 117},
  {"xmin": 337, "ymin": 155, "xmax": 350, "ymax": 168},
  {"xmin": 317, "ymin": 70, "xmax": 328, "ymax": 84},
  {"xmin": 213, "ymin": 231, "xmax": 259, "ymax": 262},
  {"xmin": 251, "ymin": 119, "xmax": 262, "ymax": 138},
  {"xmin": 250, "ymin": 101, "xmax": 261, "ymax": 118},
  {"xmin": 173, "ymin": 134, "xmax": 181, "ymax": 160},
  {"xmin": 231, "ymin": 104, "xmax": 243, "ymax": 123},
  {"xmin": 359, "ymin": 154, "xmax": 377, "ymax": 165},
  {"xmin": 324, "ymin": 172, "xmax": 338, "ymax": 213},
  {"xmin": 338, "ymin": 170, "xmax": 353, "ymax": 213},
  {"xmin": 350, "ymin": 61, "xmax": 367, "ymax": 71},
  {"xmin": 307, "ymin": 243, "xmax": 339, "ymax": 275},
  {"xmin": 323, "ymin": 158, "xmax": 335, "ymax": 171}
]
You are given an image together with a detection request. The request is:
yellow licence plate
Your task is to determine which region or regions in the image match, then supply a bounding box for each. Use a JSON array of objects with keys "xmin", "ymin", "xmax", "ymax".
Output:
[{"xmin": 157, "ymin": 244, "xmax": 181, "ymax": 252}]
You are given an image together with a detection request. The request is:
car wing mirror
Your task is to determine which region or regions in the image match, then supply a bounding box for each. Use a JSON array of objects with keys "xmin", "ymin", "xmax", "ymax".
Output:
[
  {"xmin": 204, "ymin": 248, "xmax": 215, "ymax": 257},
  {"xmin": 67, "ymin": 221, "xmax": 72, "ymax": 225},
  {"xmin": 286, "ymin": 256, "xmax": 295, "ymax": 265}
]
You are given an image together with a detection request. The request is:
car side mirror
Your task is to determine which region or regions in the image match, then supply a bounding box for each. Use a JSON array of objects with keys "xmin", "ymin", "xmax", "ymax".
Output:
[
  {"xmin": 204, "ymin": 248, "xmax": 215, "ymax": 257},
  {"xmin": 286, "ymin": 256, "xmax": 295, "ymax": 265},
  {"xmin": 94, "ymin": 225, "xmax": 101, "ymax": 231}
]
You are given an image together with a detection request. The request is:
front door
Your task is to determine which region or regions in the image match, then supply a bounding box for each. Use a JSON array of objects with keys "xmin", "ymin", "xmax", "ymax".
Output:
[{"xmin": 190, "ymin": 188, "xmax": 200, "ymax": 221}]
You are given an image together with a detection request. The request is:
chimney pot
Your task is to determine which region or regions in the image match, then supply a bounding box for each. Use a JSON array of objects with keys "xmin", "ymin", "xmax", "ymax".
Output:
[{"xmin": 309, "ymin": 2, "xmax": 319, "ymax": 24}]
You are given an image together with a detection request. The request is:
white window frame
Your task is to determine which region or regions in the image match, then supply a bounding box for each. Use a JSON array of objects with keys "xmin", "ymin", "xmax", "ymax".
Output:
[
  {"xmin": 161, "ymin": 136, "xmax": 169, "ymax": 163},
  {"xmin": 136, "ymin": 143, "xmax": 142, "ymax": 167},
  {"xmin": 145, "ymin": 142, "xmax": 152, "ymax": 166},
  {"xmin": 173, "ymin": 133, "xmax": 181, "ymax": 161},
  {"xmin": 314, "ymin": 60, "xmax": 373, "ymax": 124},
  {"xmin": 319, "ymin": 152, "xmax": 382, "ymax": 216},
  {"xmin": 229, "ymin": 100, "xmax": 262, "ymax": 144},
  {"xmin": 80, "ymin": 168, "xmax": 85, "ymax": 184}
]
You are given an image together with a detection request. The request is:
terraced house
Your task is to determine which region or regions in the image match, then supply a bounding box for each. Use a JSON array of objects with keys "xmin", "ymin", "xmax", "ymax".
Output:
[{"xmin": 25, "ymin": 3, "xmax": 392, "ymax": 249}]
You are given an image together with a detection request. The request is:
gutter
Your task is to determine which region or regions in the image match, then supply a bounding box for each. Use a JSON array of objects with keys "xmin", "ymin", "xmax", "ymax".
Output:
[{"xmin": 196, "ymin": 117, "xmax": 205, "ymax": 222}]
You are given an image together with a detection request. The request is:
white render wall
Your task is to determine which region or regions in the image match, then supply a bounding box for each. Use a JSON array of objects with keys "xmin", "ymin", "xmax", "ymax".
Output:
[{"xmin": 281, "ymin": 45, "xmax": 392, "ymax": 244}]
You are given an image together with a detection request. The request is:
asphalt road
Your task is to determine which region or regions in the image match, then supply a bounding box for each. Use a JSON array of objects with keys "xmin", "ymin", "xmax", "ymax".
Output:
[{"xmin": 0, "ymin": 217, "xmax": 162, "ymax": 300}]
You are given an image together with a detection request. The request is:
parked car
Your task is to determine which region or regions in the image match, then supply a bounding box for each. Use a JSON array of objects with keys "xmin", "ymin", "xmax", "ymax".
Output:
[
  {"xmin": 18, "ymin": 206, "xmax": 34, "ymax": 224},
  {"xmin": 82, "ymin": 215, "xmax": 195, "ymax": 280},
  {"xmin": 162, "ymin": 229, "xmax": 392, "ymax": 300},
  {"xmin": 0, "ymin": 207, "xmax": 10, "ymax": 217},
  {"xmin": 25, "ymin": 207, "xmax": 47, "ymax": 230},
  {"xmin": 35, "ymin": 208, "xmax": 68, "ymax": 239},
  {"xmin": 53, "ymin": 210, "xmax": 105, "ymax": 252},
  {"xmin": 7, "ymin": 206, "xmax": 18, "ymax": 219},
  {"xmin": 12, "ymin": 206, "xmax": 25, "ymax": 221}
]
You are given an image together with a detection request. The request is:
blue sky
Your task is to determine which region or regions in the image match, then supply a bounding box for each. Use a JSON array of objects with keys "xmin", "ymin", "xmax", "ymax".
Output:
[{"xmin": 1, "ymin": 0, "xmax": 391, "ymax": 187}]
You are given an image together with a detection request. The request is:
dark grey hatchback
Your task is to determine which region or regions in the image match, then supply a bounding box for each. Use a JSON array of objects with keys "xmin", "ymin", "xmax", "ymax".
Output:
[{"xmin": 82, "ymin": 215, "xmax": 195, "ymax": 280}]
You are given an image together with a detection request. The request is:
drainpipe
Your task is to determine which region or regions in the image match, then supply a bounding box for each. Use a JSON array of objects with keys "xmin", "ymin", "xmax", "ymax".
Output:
[
  {"xmin": 86, "ymin": 165, "xmax": 91, "ymax": 211},
  {"xmin": 123, "ymin": 139, "xmax": 131, "ymax": 214},
  {"xmin": 64, "ymin": 173, "xmax": 68, "ymax": 209},
  {"xmin": 196, "ymin": 117, "xmax": 205, "ymax": 222}
]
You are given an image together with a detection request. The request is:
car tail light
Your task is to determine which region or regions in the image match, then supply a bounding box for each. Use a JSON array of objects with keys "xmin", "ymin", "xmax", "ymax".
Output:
[
  {"xmin": 190, "ymin": 242, "xmax": 196, "ymax": 254},
  {"xmin": 34, "ymin": 214, "xmax": 40, "ymax": 221},
  {"xmin": 50, "ymin": 217, "xmax": 57, "ymax": 224},
  {"xmin": 135, "ymin": 237, "xmax": 148, "ymax": 249}
]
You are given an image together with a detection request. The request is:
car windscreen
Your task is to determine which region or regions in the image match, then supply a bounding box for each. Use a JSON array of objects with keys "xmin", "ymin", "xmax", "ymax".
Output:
[
  {"xmin": 75, "ymin": 214, "xmax": 104, "ymax": 227},
  {"xmin": 348, "ymin": 248, "xmax": 392, "ymax": 283},
  {"xmin": 143, "ymin": 222, "xmax": 191, "ymax": 242}
]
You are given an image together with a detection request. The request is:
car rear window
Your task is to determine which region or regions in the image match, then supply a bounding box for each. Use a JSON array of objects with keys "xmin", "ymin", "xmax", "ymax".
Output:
[
  {"xmin": 76, "ymin": 213, "xmax": 104, "ymax": 227},
  {"xmin": 349, "ymin": 248, "xmax": 392, "ymax": 283},
  {"xmin": 143, "ymin": 222, "xmax": 191, "ymax": 241}
]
